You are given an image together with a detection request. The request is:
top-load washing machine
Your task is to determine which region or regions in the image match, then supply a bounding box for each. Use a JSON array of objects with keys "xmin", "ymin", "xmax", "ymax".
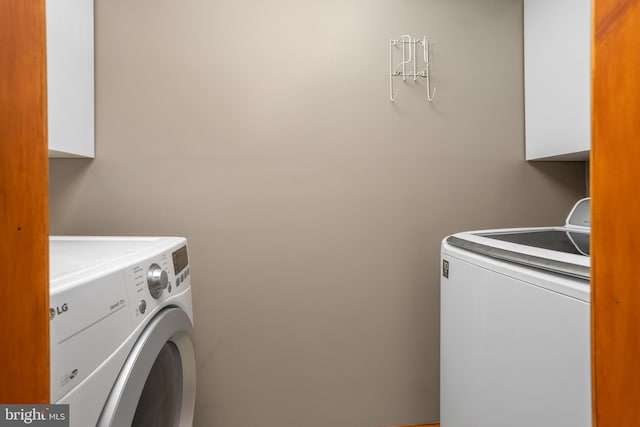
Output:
[
  {"xmin": 440, "ymin": 198, "xmax": 591, "ymax": 427},
  {"xmin": 49, "ymin": 236, "xmax": 196, "ymax": 427}
]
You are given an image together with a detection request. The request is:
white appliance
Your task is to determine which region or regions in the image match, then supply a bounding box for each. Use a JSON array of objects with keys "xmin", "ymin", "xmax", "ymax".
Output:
[
  {"xmin": 49, "ymin": 236, "xmax": 196, "ymax": 427},
  {"xmin": 440, "ymin": 198, "xmax": 591, "ymax": 427}
]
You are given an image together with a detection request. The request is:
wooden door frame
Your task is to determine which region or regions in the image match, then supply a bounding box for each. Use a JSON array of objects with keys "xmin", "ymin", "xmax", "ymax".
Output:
[
  {"xmin": 591, "ymin": 0, "xmax": 640, "ymax": 425},
  {"xmin": 0, "ymin": 0, "xmax": 50, "ymax": 403}
]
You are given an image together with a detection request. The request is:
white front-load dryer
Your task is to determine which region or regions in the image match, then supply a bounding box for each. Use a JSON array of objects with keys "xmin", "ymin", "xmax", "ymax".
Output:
[{"xmin": 49, "ymin": 236, "xmax": 196, "ymax": 427}]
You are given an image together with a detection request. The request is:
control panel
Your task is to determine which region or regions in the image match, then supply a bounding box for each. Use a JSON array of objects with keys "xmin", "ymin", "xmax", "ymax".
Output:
[
  {"xmin": 126, "ymin": 244, "xmax": 191, "ymax": 323},
  {"xmin": 566, "ymin": 197, "xmax": 590, "ymax": 229}
]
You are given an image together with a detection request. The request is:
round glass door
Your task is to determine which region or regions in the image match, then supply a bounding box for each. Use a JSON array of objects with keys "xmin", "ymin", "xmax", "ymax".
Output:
[
  {"xmin": 132, "ymin": 342, "xmax": 183, "ymax": 426},
  {"xmin": 98, "ymin": 308, "xmax": 196, "ymax": 427}
]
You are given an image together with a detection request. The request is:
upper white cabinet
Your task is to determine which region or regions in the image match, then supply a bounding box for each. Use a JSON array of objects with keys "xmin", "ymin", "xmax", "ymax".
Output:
[
  {"xmin": 524, "ymin": 0, "xmax": 590, "ymax": 161},
  {"xmin": 46, "ymin": 0, "xmax": 95, "ymax": 158}
]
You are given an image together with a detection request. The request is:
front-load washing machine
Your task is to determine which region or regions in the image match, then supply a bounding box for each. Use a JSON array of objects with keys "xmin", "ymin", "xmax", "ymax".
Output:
[
  {"xmin": 49, "ymin": 236, "xmax": 196, "ymax": 427},
  {"xmin": 440, "ymin": 198, "xmax": 591, "ymax": 427}
]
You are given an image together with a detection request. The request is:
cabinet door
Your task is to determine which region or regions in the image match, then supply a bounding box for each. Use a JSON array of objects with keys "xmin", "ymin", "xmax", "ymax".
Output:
[
  {"xmin": 46, "ymin": 0, "xmax": 94, "ymax": 158},
  {"xmin": 524, "ymin": 0, "xmax": 590, "ymax": 161}
]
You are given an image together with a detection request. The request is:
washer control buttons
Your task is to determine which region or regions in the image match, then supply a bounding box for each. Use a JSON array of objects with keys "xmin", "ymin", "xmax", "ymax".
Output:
[
  {"xmin": 176, "ymin": 276, "xmax": 181, "ymax": 287},
  {"xmin": 139, "ymin": 300, "xmax": 147, "ymax": 314},
  {"xmin": 147, "ymin": 263, "xmax": 168, "ymax": 299},
  {"xmin": 168, "ymin": 284, "xmax": 172, "ymax": 293}
]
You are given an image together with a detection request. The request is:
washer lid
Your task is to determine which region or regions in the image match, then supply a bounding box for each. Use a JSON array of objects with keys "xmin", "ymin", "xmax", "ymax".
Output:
[
  {"xmin": 446, "ymin": 231, "xmax": 590, "ymax": 280},
  {"xmin": 477, "ymin": 229, "xmax": 589, "ymax": 256},
  {"xmin": 444, "ymin": 198, "xmax": 591, "ymax": 279}
]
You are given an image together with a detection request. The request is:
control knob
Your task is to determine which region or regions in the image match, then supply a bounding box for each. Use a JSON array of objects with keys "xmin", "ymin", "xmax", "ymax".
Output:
[{"xmin": 147, "ymin": 264, "xmax": 168, "ymax": 299}]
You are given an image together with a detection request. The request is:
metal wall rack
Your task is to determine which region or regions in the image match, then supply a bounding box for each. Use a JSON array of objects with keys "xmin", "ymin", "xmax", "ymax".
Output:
[{"xmin": 389, "ymin": 35, "xmax": 436, "ymax": 102}]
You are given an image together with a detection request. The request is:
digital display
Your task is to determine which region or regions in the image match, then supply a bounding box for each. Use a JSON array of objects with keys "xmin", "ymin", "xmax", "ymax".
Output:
[{"xmin": 172, "ymin": 245, "xmax": 189, "ymax": 275}]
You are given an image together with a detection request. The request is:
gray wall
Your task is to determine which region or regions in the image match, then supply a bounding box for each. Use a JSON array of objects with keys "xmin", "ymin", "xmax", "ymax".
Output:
[{"xmin": 49, "ymin": 0, "xmax": 585, "ymax": 425}]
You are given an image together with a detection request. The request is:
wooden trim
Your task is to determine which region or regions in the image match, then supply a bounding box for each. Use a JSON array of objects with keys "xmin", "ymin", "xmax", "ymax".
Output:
[
  {"xmin": 592, "ymin": 0, "xmax": 640, "ymax": 425},
  {"xmin": 0, "ymin": 0, "xmax": 50, "ymax": 403}
]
